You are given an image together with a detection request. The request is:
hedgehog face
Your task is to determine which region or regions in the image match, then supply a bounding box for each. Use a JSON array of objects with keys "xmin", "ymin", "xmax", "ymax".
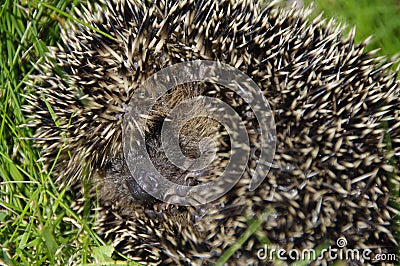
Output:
[
  {"xmin": 102, "ymin": 78, "xmax": 261, "ymax": 210},
  {"xmin": 107, "ymin": 82, "xmax": 232, "ymax": 207}
]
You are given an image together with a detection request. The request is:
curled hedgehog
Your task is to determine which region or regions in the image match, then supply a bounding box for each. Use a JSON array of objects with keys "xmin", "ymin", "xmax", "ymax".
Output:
[{"xmin": 26, "ymin": 0, "xmax": 400, "ymax": 265}]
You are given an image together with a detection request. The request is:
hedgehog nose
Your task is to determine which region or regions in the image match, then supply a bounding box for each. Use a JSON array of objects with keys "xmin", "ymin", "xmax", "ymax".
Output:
[{"xmin": 126, "ymin": 170, "xmax": 158, "ymax": 205}]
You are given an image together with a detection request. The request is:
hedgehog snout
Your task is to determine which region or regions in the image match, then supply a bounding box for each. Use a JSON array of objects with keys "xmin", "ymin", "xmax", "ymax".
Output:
[{"xmin": 120, "ymin": 84, "xmax": 226, "ymax": 207}]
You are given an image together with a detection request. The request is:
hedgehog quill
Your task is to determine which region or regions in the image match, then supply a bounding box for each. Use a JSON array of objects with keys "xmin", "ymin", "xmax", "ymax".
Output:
[{"xmin": 26, "ymin": 0, "xmax": 399, "ymax": 265}]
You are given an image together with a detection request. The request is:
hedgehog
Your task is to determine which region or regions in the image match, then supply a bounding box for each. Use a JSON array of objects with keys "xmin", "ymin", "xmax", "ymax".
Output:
[{"xmin": 26, "ymin": 0, "xmax": 400, "ymax": 265}]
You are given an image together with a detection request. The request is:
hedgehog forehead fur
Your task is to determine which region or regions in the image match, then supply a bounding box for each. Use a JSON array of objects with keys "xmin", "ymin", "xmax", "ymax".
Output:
[{"xmin": 27, "ymin": 0, "xmax": 400, "ymax": 264}]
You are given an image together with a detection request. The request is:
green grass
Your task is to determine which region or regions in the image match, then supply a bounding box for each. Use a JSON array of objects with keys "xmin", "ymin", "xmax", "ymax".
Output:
[
  {"xmin": 303, "ymin": 0, "xmax": 400, "ymax": 57},
  {"xmin": 0, "ymin": 0, "xmax": 399, "ymax": 265}
]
